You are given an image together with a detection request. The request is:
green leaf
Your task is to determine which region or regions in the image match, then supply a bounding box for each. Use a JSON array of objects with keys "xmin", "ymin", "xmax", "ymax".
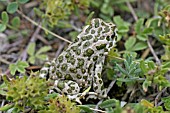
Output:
[
  {"xmin": 113, "ymin": 16, "xmax": 130, "ymax": 34},
  {"xmin": 0, "ymin": 23, "xmax": 6, "ymax": 32},
  {"xmin": 0, "ymin": 90, "xmax": 6, "ymax": 96},
  {"xmin": 140, "ymin": 60, "xmax": 148, "ymax": 73},
  {"xmin": 36, "ymin": 46, "xmax": 51, "ymax": 55},
  {"xmin": 0, "ymin": 82, "xmax": 7, "ymax": 95},
  {"xmin": 27, "ymin": 42, "xmax": 35, "ymax": 56},
  {"xmin": 28, "ymin": 56, "xmax": 35, "ymax": 64},
  {"xmin": 0, "ymin": 104, "xmax": 14, "ymax": 111},
  {"xmin": 135, "ymin": 18, "xmax": 144, "ymax": 34},
  {"xmin": 113, "ymin": 16, "xmax": 124, "ymax": 25},
  {"xmin": 136, "ymin": 34, "xmax": 147, "ymax": 41},
  {"xmin": 36, "ymin": 54, "xmax": 47, "ymax": 60},
  {"xmin": 11, "ymin": 17, "xmax": 20, "ymax": 28},
  {"xmin": 17, "ymin": 0, "xmax": 29, "ymax": 4},
  {"xmin": 9, "ymin": 64, "xmax": 17, "ymax": 75},
  {"xmin": 1, "ymin": 11, "xmax": 9, "ymax": 24},
  {"xmin": 9, "ymin": 61, "xmax": 29, "ymax": 75},
  {"xmin": 142, "ymin": 80, "xmax": 151, "ymax": 92},
  {"xmin": 17, "ymin": 65, "xmax": 25, "ymax": 73},
  {"xmin": 148, "ymin": 61, "xmax": 155, "ymax": 70},
  {"xmin": 162, "ymin": 96, "xmax": 170, "ymax": 110},
  {"xmin": 118, "ymin": 25, "xmax": 129, "ymax": 33},
  {"xmin": 131, "ymin": 42, "xmax": 147, "ymax": 51},
  {"xmin": 7, "ymin": 2, "xmax": 18, "ymax": 14},
  {"xmin": 17, "ymin": 61, "xmax": 29, "ymax": 67},
  {"xmin": 116, "ymin": 63, "xmax": 128, "ymax": 75},
  {"xmin": 99, "ymin": 99, "xmax": 118, "ymax": 109},
  {"xmin": 125, "ymin": 37, "xmax": 136, "ymax": 50},
  {"xmin": 164, "ymin": 102, "xmax": 170, "ymax": 111},
  {"xmin": 162, "ymin": 61, "xmax": 170, "ymax": 69},
  {"xmin": 79, "ymin": 105, "xmax": 93, "ymax": 113},
  {"xmin": 85, "ymin": 11, "xmax": 95, "ymax": 25},
  {"xmin": 142, "ymin": 27, "xmax": 153, "ymax": 34}
]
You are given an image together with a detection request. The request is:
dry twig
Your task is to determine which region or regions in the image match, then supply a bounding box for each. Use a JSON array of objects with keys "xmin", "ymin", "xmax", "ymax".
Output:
[{"xmin": 17, "ymin": 10, "xmax": 72, "ymax": 44}]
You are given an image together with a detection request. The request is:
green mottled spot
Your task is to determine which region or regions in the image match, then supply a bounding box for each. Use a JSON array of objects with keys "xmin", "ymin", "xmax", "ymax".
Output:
[
  {"xmin": 56, "ymin": 71, "xmax": 62, "ymax": 78},
  {"xmin": 101, "ymin": 22, "xmax": 105, "ymax": 26},
  {"xmin": 84, "ymin": 48, "xmax": 94, "ymax": 57},
  {"xmin": 98, "ymin": 73, "xmax": 101, "ymax": 78},
  {"xmin": 67, "ymin": 89, "xmax": 72, "ymax": 93},
  {"xmin": 109, "ymin": 42, "xmax": 113, "ymax": 47},
  {"xmin": 41, "ymin": 70, "xmax": 47, "ymax": 74},
  {"xmin": 76, "ymin": 49, "xmax": 81, "ymax": 55},
  {"xmin": 77, "ymin": 58, "xmax": 84, "ymax": 67},
  {"xmin": 58, "ymin": 56, "xmax": 63, "ymax": 63},
  {"xmin": 72, "ymin": 46, "xmax": 78, "ymax": 51},
  {"xmin": 96, "ymin": 44, "xmax": 106, "ymax": 50},
  {"xmin": 88, "ymin": 63, "xmax": 93, "ymax": 73},
  {"xmin": 57, "ymin": 81, "xmax": 65, "ymax": 90},
  {"xmin": 99, "ymin": 79, "xmax": 103, "ymax": 84},
  {"xmin": 83, "ymin": 41, "xmax": 90, "ymax": 48},
  {"xmin": 74, "ymin": 37, "xmax": 79, "ymax": 42},
  {"xmin": 77, "ymin": 74, "xmax": 81, "ymax": 79},
  {"xmin": 85, "ymin": 26, "xmax": 92, "ymax": 33},
  {"xmin": 65, "ymin": 74, "xmax": 73, "ymax": 80},
  {"xmin": 104, "ymin": 48, "xmax": 108, "ymax": 52},
  {"xmin": 111, "ymin": 33, "xmax": 115, "ymax": 39},
  {"xmin": 69, "ymin": 68, "xmax": 77, "ymax": 73},
  {"xmin": 104, "ymin": 26, "xmax": 110, "ymax": 33},
  {"xmin": 51, "ymin": 67, "xmax": 56, "ymax": 73},
  {"xmin": 94, "ymin": 37, "xmax": 98, "ymax": 42},
  {"xmin": 98, "ymin": 27, "xmax": 102, "ymax": 33},
  {"xmin": 44, "ymin": 63, "xmax": 50, "ymax": 67},
  {"xmin": 83, "ymin": 76, "xmax": 88, "ymax": 80},
  {"xmin": 100, "ymin": 36, "xmax": 105, "ymax": 40},
  {"xmin": 81, "ymin": 68, "xmax": 86, "ymax": 74},
  {"xmin": 106, "ymin": 36, "xmax": 110, "ymax": 41},
  {"xmin": 65, "ymin": 52, "xmax": 71, "ymax": 58},
  {"xmin": 99, "ymin": 53, "xmax": 103, "ymax": 56},
  {"xmin": 91, "ymin": 30, "xmax": 95, "ymax": 34},
  {"xmin": 70, "ymin": 58, "xmax": 75, "ymax": 65},
  {"xmin": 94, "ymin": 86, "xmax": 98, "ymax": 90},
  {"xmin": 82, "ymin": 36, "xmax": 87, "ymax": 41},
  {"xmin": 93, "ymin": 56, "xmax": 98, "ymax": 61},
  {"xmin": 67, "ymin": 56, "xmax": 73, "ymax": 62},
  {"xmin": 87, "ymin": 35, "xmax": 93, "ymax": 40},
  {"xmin": 51, "ymin": 62, "xmax": 55, "ymax": 66},
  {"xmin": 94, "ymin": 19, "xmax": 99, "ymax": 28},
  {"xmin": 57, "ymin": 64, "xmax": 60, "ymax": 68},
  {"xmin": 61, "ymin": 64, "xmax": 68, "ymax": 71},
  {"xmin": 71, "ymin": 86, "xmax": 75, "ymax": 90}
]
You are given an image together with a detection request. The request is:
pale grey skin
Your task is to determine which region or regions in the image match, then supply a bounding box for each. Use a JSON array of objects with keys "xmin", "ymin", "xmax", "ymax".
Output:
[{"xmin": 40, "ymin": 18, "xmax": 117, "ymax": 102}]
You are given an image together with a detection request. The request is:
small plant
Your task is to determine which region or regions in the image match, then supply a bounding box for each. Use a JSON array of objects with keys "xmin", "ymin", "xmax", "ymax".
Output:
[
  {"xmin": 114, "ymin": 53, "xmax": 170, "ymax": 92},
  {"xmin": 0, "ymin": 0, "xmax": 29, "ymax": 32},
  {"xmin": 39, "ymin": 95, "xmax": 80, "ymax": 113},
  {"xmin": 115, "ymin": 54, "xmax": 142, "ymax": 86},
  {"xmin": 27, "ymin": 42, "xmax": 51, "ymax": 64},
  {"xmin": 1, "ymin": 74, "xmax": 49, "ymax": 112},
  {"xmin": 41, "ymin": 0, "xmax": 91, "ymax": 27},
  {"xmin": 9, "ymin": 60, "xmax": 29, "ymax": 75}
]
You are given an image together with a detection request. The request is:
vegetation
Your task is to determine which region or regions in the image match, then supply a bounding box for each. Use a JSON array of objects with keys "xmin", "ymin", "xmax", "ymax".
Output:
[{"xmin": 0, "ymin": 0, "xmax": 170, "ymax": 112}]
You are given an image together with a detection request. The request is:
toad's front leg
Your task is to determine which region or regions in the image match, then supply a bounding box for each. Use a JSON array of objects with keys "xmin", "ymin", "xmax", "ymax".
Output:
[{"xmin": 93, "ymin": 62, "xmax": 107, "ymax": 99}]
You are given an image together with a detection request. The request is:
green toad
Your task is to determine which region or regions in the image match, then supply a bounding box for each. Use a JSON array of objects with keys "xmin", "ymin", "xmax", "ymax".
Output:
[{"xmin": 40, "ymin": 18, "xmax": 117, "ymax": 103}]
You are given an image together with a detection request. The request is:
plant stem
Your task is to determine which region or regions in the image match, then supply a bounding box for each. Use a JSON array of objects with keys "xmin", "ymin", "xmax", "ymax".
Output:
[{"xmin": 17, "ymin": 10, "xmax": 72, "ymax": 44}]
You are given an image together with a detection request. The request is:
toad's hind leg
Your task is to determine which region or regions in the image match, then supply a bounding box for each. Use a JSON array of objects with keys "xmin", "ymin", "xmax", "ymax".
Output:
[{"xmin": 53, "ymin": 79, "xmax": 83, "ymax": 103}]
